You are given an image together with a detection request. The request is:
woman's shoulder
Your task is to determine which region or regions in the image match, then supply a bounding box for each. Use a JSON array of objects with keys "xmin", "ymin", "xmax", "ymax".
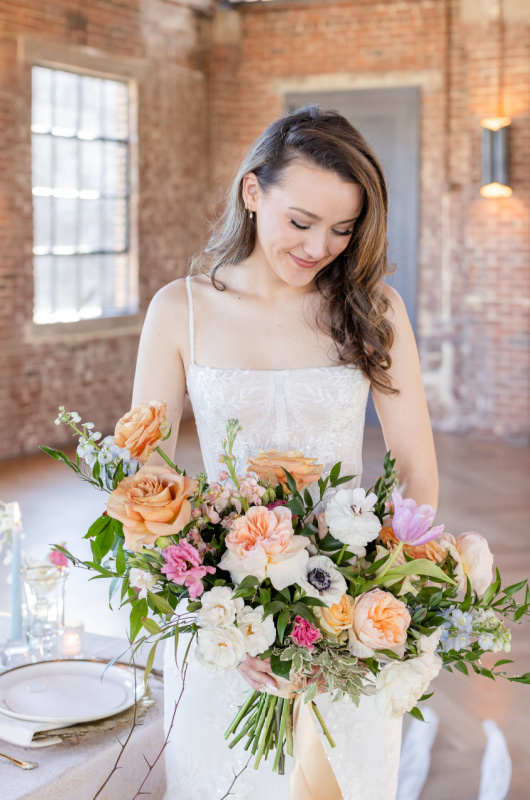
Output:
[{"xmin": 379, "ymin": 282, "xmax": 405, "ymax": 321}]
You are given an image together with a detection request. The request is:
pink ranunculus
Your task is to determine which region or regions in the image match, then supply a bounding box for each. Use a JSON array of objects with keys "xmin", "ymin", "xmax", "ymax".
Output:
[
  {"xmin": 390, "ymin": 491, "xmax": 445, "ymax": 546},
  {"xmin": 291, "ymin": 615, "xmax": 322, "ymax": 652},
  {"xmin": 161, "ymin": 540, "xmax": 215, "ymax": 598}
]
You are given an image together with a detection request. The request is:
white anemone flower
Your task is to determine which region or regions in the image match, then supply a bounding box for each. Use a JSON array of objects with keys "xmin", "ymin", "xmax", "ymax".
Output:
[
  {"xmin": 324, "ymin": 488, "xmax": 381, "ymax": 556},
  {"xmin": 297, "ymin": 555, "xmax": 347, "ymax": 606}
]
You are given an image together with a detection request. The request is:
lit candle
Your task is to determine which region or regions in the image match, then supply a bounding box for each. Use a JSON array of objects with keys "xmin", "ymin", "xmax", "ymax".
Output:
[{"xmin": 10, "ymin": 502, "xmax": 23, "ymax": 641}]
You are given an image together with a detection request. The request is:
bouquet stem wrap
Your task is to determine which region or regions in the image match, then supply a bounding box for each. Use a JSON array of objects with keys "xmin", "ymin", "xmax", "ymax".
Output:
[{"xmin": 268, "ymin": 675, "xmax": 344, "ymax": 800}]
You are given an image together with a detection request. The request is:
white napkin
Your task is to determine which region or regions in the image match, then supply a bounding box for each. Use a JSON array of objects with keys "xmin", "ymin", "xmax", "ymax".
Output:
[
  {"xmin": 0, "ymin": 710, "xmax": 66, "ymax": 748},
  {"xmin": 396, "ymin": 706, "xmax": 440, "ymax": 800},
  {"xmin": 478, "ymin": 719, "xmax": 512, "ymax": 800}
]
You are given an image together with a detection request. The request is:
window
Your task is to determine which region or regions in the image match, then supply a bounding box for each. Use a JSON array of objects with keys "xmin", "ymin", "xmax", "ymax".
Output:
[{"xmin": 31, "ymin": 66, "xmax": 138, "ymax": 324}]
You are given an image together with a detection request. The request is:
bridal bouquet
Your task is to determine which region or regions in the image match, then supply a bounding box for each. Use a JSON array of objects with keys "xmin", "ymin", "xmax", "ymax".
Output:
[{"xmin": 44, "ymin": 402, "xmax": 530, "ymax": 776}]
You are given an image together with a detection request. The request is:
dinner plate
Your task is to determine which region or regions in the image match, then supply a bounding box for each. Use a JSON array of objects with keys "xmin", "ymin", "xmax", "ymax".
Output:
[{"xmin": 0, "ymin": 659, "xmax": 145, "ymax": 725}]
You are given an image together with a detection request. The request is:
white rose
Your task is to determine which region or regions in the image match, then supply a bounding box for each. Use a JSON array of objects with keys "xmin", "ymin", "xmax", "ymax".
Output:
[
  {"xmin": 324, "ymin": 488, "xmax": 381, "ymax": 555},
  {"xmin": 297, "ymin": 555, "xmax": 347, "ymax": 606},
  {"xmin": 129, "ymin": 568, "xmax": 158, "ymax": 599},
  {"xmin": 196, "ymin": 586, "xmax": 244, "ymax": 628},
  {"xmin": 236, "ymin": 605, "xmax": 276, "ymax": 657},
  {"xmin": 374, "ymin": 652, "xmax": 442, "ymax": 719},
  {"xmin": 195, "ymin": 626, "xmax": 247, "ymax": 673}
]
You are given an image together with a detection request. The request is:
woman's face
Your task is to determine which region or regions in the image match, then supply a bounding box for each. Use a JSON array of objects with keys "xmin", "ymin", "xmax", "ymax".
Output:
[{"xmin": 244, "ymin": 161, "xmax": 364, "ymax": 289}]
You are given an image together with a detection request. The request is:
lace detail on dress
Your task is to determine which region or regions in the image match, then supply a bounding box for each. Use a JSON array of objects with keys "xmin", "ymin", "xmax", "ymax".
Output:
[{"xmin": 162, "ymin": 276, "xmax": 401, "ymax": 800}]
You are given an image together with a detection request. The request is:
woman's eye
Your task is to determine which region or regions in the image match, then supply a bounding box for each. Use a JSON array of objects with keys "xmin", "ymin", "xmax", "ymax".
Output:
[
  {"xmin": 290, "ymin": 219, "xmax": 309, "ymax": 230},
  {"xmin": 334, "ymin": 229, "xmax": 353, "ymax": 237}
]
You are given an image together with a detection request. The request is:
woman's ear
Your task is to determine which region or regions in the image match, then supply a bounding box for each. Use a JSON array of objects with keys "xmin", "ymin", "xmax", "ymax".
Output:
[{"xmin": 242, "ymin": 171, "xmax": 259, "ymax": 208}]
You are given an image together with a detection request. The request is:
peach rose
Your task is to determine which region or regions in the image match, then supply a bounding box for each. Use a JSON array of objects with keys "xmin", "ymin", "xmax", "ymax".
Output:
[
  {"xmin": 107, "ymin": 465, "xmax": 198, "ymax": 552},
  {"xmin": 314, "ymin": 594, "xmax": 356, "ymax": 642},
  {"xmin": 348, "ymin": 589, "xmax": 411, "ymax": 658},
  {"xmin": 218, "ymin": 504, "xmax": 309, "ymax": 590},
  {"xmin": 439, "ymin": 531, "xmax": 493, "ymax": 596},
  {"xmin": 246, "ymin": 449, "xmax": 322, "ymax": 492},
  {"xmin": 380, "ymin": 526, "xmax": 445, "ymax": 563},
  {"xmin": 114, "ymin": 401, "xmax": 167, "ymax": 464}
]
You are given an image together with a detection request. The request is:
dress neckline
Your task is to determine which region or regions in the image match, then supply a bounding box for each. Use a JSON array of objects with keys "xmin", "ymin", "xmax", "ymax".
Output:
[{"xmin": 186, "ymin": 358, "xmax": 357, "ymax": 382}]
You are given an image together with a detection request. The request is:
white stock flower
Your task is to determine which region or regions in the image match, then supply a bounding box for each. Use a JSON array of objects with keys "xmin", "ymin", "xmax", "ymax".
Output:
[
  {"xmin": 129, "ymin": 568, "xmax": 158, "ymax": 599},
  {"xmin": 195, "ymin": 626, "xmax": 247, "ymax": 673},
  {"xmin": 236, "ymin": 605, "xmax": 276, "ymax": 657},
  {"xmin": 375, "ymin": 650, "xmax": 443, "ymax": 719},
  {"xmin": 197, "ymin": 586, "xmax": 244, "ymax": 628},
  {"xmin": 324, "ymin": 488, "xmax": 381, "ymax": 556},
  {"xmin": 297, "ymin": 555, "xmax": 347, "ymax": 606}
]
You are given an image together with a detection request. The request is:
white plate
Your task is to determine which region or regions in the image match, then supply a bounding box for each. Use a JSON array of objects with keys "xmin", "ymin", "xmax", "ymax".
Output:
[{"xmin": 0, "ymin": 659, "xmax": 145, "ymax": 725}]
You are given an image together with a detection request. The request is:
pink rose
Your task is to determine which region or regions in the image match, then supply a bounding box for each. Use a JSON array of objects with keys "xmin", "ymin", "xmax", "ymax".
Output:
[
  {"xmin": 291, "ymin": 616, "xmax": 322, "ymax": 652},
  {"xmin": 439, "ymin": 531, "xmax": 493, "ymax": 597},
  {"xmin": 349, "ymin": 589, "xmax": 411, "ymax": 658},
  {"xmin": 161, "ymin": 540, "xmax": 215, "ymax": 598}
]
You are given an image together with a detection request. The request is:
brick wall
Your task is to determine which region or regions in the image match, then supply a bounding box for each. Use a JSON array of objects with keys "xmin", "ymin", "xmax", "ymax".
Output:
[
  {"xmin": 209, "ymin": 0, "xmax": 530, "ymax": 444},
  {"xmin": 0, "ymin": 0, "xmax": 213, "ymax": 459},
  {"xmin": 0, "ymin": 0, "xmax": 528, "ymax": 458}
]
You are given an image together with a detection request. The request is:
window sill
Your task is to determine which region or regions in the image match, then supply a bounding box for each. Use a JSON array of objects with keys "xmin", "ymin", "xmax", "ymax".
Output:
[{"xmin": 24, "ymin": 312, "xmax": 145, "ymax": 344}]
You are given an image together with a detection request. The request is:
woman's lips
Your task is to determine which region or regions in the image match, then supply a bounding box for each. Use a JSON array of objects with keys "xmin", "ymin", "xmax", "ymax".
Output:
[{"xmin": 289, "ymin": 253, "xmax": 319, "ymax": 269}]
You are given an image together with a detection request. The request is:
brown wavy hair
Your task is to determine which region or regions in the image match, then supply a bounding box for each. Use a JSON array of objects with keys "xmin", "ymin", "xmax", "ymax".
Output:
[{"xmin": 189, "ymin": 104, "xmax": 399, "ymax": 396}]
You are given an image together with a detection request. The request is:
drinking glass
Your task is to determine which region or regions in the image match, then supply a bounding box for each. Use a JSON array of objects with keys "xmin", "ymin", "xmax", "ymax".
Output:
[{"xmin": 21, "ymin": 565, "xmax": 69, "ymax": 659}]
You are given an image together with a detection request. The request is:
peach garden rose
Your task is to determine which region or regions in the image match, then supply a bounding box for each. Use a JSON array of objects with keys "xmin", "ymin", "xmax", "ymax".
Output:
[
  {"xmin": 218, "ymin": 504, "xmax": 309, "ymax": 590},
  {"xmin": 107, "ymin": 465, "xmax": 198, "ymax": 552},
  {"xmin": 114, "ymin": 400, "xmax": 168, "ymax": 464},
  {"xmin": 348, "ymin": 588, "xmax": 411, "ymax": 658},
  {"xmin": 314, "ymin": 593, "xmax": 356, "ymax": 642},
  {"xmin": 246, "ymin": 449, "xmax": 322, "ymax": 492}
]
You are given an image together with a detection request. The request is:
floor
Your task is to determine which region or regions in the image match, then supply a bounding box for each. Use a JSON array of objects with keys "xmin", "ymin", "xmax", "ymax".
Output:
[{"xmin": 1, "ymin": 420, "xmax": 529, "ymax": 799}]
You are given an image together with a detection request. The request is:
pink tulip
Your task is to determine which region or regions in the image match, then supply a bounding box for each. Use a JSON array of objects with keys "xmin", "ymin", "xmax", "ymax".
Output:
[{"xmin": 390, "ymin": 491, "xmax": 444, "ymax": 546}]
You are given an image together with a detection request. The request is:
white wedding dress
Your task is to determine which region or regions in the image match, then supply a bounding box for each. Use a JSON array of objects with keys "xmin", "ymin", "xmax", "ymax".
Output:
[{"xmin": 162, "ymin": 275, "xmax": 402, "ymax": 800}]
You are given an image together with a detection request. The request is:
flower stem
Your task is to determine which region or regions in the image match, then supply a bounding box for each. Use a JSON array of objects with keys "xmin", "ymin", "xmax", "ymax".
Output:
[
  {"xmin": 272, "ymin": 698, "xmax": 289, "ymax": 772},
  {"xmin": 311, "ymin": 701, "xmax": 336, "ymax": 748},
  {"xmin": 375, "ymin": 541, "xmax": 404, "ymax": 581},
  {"xmin": 251, "ymin": 693, "xmax": 270, "ymax": 755},
  {"xmin": 225, "ymin": 690, "xmax": 259, "ymax": 739},
  {"xmin": 284, "ymin": 700, "xmax": 294, "ymax": 757},
  {"xmin": 155, "ymin": 446, "xmax": 180, "ymax": 472},
  {"xmin": 336, "ymin": 543, "xmax": 348, "ymax": 566},
  {"xmin": 254, "ymin": 695, "xmax": 278, "ymax": 769}
]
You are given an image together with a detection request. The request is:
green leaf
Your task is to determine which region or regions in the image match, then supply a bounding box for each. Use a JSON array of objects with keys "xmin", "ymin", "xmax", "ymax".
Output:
[
  {"xmin": 419, "ymin": 691, "xmax": 434, "ymax": 701},
  {"xmin": 263, "ymin": 600, "xmax": 286, "ymax": 619},
  {"xmin": 115, "ymin": 543, "xmax": 126, "ymax": 576},
  {"xmin": 130, "ymin": 598, "xmax": 148, "ymax": 643},
  {"xmin": 277, "ymin": 608, "xmax": 291, "ymax": 644},
  {"xmin": 97, "ymin": 521, "xmax": 115, "ymax": 559},
  {"xmin": 303, "ymin": 488, "xmax": 313, "ymax": 508},
  {"xmin": 493, "ymin": 659, "xmax": 514, "ymax": 668},
  {"xmin": 454, "ymin": 661, "xmax": 469, "ymax": 676},
  {"xmin": 481, "ymin": 575, "xmax": 501, "ymax": 607},
  {"xmin": 480, "ymin": 667, "xmax": 495, "ymax": 680},
  {"xmin": 502, "ymin": 579, "xmax": 527, "ymax": 597},
  {"xmin": 277, "ymin": 587, "xmax": 291, "ymax": 603},
  {"xmin": 459, "ymin": 576, "xmax": 473, "ymax": 612},
  {"xmin": 270, "ymin": 654, "xmax": 292, "ymax": 680},
  {"xmin": 108, "ymin": 576, "xmax": 121, "ymax": 608},
  {"xmin": 143, "ymin": 640, "xmax": 159, "ymax": 688},
  {"xmin": 280, "ymin": 468, "xmax": 298, "ymax": 496},
  {"xmin": 148, "ymin": 591, "xmax": 175, "ymax": 616},
  {"xmin": 291, "ymin": 602, "xmax": 316, "ymax": 626},
  {"xmin": 508, "ymin": 672, "xmax": 530, "ymax": 684},
  {"xmin": 259, "ymin": 588, "xmax": 271, "ymax": 608},
  {"xmin": 90, "ymin": 538, "xmax": 101, "ymax": 563},
  {"xmin": 408, "ymin": 706, "xmax": 425, "ymax": 722},
  {"xmin": 329, "ymin": 462, "xmax": 342, "ymax": 483},
  {"xmin": 377, "ymin": 558, "xmax": 456, "ymax": 585},
  {"xmin": 142, "ymin": 617, "xmax": 162, "ymax": 636},
  {"xmin": 513, "ymin": 604, "xmax": 528, "ymax": 621},
  {"xmin": 85, "ymin": 514, "xmax": 111, "ymax": 541},
  {"xmin": 300, "ymin": 596, "xmax": 328, "ymax": 607},
  {"xmin": 285, "ymin": 497, "xmax": 305, "ymax": 518}
]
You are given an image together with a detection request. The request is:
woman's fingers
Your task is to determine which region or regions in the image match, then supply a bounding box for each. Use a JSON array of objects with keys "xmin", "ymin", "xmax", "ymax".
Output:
[{"xmin": 237, "ymin": 655, "xmax": 278, "ymax": 691}]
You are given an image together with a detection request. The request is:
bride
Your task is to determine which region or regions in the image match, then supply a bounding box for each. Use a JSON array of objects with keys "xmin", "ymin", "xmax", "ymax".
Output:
[{"xmin": 131, "ymin": 105, "xmax": 439, "ymax": 800}]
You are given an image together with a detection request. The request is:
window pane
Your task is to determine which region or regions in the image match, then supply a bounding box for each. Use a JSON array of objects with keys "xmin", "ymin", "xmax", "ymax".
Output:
[
  {"xmin": 34, "ymin": 256, "xmax": 54, "ymax": 322},
  {"xmin": 79, "ymin": 199, "xmax": 100, "ymax": 252},
  {"xmin": 79, "ymin": 76, "xmax": 102, "ymax": 138},
  {"xmin": 80, "ymin": 140, "xmax": 102, "ymax": 193},
  {"xmin": 79, "ymin": 255, "xmax": 102, "ymax": 317},
  {"xmin": 103, "ymin": 80, "xmax": 128, "ymax": 140},
  {"xmin": 54, "ymin": 70, "xmax": 78, "ymax": 133},
  {"xmin": 103, "ymin": 141, "xmax": 128, "ymax": 196},
  {"xmin": 54, "ymin": 198, "xmax": 77, "ymax": 248},
  {"xmin": 32, "ymin": 134, "xmax": 52, "ymax": 188},
  {"xmin": 33, "ymin": 196, "xmax": 52, "ymax": 250},
  {"xmin": 102, "ymin": 198, "xmax": 127, "ymax": 251},
  {"xmin": 54, "ymin": 137, "xmax": 78, "ymax": 191},
  {"xmin": 54, "ymin": 257, "xmax": 79, "ymax": 321},
  {"xmin": 32, "ymin": 67, "xmax": 52, "ymax": 131}
]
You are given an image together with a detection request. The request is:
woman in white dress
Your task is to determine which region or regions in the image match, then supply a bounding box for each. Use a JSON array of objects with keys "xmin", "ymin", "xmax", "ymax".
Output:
[{"xmin": 132, "ymin": 105, "xmax": 439, "ymax": 800}]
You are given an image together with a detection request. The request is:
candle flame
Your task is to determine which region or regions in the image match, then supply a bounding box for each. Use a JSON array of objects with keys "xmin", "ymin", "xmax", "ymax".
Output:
[{"xmin": 12, "ymin": 502, "xmax": 21, "ymax": 527}]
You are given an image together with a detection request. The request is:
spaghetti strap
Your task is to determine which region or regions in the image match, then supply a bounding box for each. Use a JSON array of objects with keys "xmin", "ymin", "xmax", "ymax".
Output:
[{"xmin": 185, "ymin": 275, "xmax": 195, "ymax": 366}]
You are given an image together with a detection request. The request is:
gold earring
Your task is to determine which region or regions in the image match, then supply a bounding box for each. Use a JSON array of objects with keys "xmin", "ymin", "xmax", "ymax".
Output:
[{"xmin": 245, "ymin": 203, "xmax": 254, "ymax": 219}]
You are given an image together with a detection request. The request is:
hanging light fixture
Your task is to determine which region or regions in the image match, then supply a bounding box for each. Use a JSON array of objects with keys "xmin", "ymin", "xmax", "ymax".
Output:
[{"xmin": 480, "ymin": 0, "xmax": 512, "ymax": 198}]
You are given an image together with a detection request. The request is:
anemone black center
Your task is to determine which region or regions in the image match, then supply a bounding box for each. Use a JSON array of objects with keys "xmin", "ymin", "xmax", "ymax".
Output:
[{"xmin": 307, "ymin": 567, "xmax": 332, "ymax": 591}]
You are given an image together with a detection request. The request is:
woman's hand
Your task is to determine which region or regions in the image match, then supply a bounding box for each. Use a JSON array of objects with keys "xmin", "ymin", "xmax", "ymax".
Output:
[{"xmin": 237, "ymin": 655, "xmax": 278, "ymax": 692}]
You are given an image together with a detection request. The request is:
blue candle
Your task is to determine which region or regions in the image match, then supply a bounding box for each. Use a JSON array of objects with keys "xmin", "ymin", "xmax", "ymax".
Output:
[{"xmin": 10, "ymin": 503, "xmax": 23, "ymax": 641}]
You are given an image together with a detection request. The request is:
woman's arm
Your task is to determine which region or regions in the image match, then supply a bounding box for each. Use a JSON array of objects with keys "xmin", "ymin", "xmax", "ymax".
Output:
[
  {"xmin": 371, "ymin": 284, "xmax": 439, "ymax": 513},
  {"xmin": 131, "ymin": 279, "xmax": 189, "ymax": 464}
]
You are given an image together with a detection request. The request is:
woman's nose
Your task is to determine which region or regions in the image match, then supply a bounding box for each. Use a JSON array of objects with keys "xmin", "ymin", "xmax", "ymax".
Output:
[{"xmin": 302, "ymin": 232, "xmax": 329, "ymax": 261}]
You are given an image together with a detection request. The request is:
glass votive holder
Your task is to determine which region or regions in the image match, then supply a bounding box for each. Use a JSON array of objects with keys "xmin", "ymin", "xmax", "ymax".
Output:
[
  {"xmin": 21, "ymin": 564, "xmax": 69, "ymax": 660},
  {"xmin": 62, "ymin": 619, "xmax": 84, "ymax": 658}
]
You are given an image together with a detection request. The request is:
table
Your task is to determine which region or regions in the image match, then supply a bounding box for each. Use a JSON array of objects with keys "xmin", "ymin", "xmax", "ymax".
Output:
[{"xmin": 0, "ymin": 631, "xmax": 167, "ymax": 800}]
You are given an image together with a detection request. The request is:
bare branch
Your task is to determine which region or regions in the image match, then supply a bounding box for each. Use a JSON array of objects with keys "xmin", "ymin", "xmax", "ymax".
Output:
[{"xmin": 219, "ymin": 756, "xmax": 252, "ymax": 800}]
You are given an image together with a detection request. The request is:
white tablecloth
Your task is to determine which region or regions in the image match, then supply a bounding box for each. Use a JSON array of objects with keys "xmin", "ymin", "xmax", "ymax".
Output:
[{"xmin": 0, "ymin": 632, "xmax": 166, "ymax": 800}]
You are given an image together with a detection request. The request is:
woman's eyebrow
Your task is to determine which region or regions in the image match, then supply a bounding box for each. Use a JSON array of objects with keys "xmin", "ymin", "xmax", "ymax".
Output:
[{"xmin": 288, "ymin": 206, "xmax": 358, "ymax": 224}]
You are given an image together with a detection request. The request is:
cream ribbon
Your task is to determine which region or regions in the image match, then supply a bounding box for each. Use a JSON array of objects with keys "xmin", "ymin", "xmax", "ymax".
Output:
[{"xmin": 267, "ymin": 675, "xmax": 344, "ymax": 800}]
